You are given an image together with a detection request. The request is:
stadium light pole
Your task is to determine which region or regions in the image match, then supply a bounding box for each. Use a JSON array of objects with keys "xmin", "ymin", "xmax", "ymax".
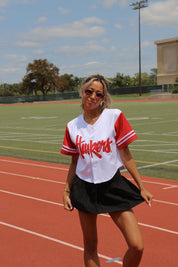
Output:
[{"xmin": 129, "ymin": 0, "xmax": 149, "ymax": 96}]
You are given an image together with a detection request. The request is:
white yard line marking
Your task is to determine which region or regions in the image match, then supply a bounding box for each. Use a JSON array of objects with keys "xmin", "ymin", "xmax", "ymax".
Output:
[
  {"xmin": 131, "ymin": 148, "xmax": 178, "ymax": 155},
  {"xmin": 133, "ymin": 144, "xmax": 178, "ymax": 147},
  {"xmin": 0, "ymin": 126, "xmax": 64, "ymax": 132},
  {"xmin": 127, "ymin": 117, "xmax": 149, "ymax": 121},
  {"xmin": 136, "ymin": 139, "xmax": 178, "ymax": 144},
  {"xmin": 0, "ymin": 189, "xmax": 177, "ymax": 235},
  {"xmin": 0, "ymin": 171, "xmax": 65, "ymax": 184},
  {"xmin": 137, "ymin": 159, "xmax": 178, "ymax": 170},
  {"xmin": 0, "ymin": 221, "xmax": 122, "ymax": 265},
  {"xmin": 134, "ymin": 119, "xmax": 178, "ymax": 127},
  {"xmin": 0, "ymin": 138, "xmax": 59, "ymax": 144}
]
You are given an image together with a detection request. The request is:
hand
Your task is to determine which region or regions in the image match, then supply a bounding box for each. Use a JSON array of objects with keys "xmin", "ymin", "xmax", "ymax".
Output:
[
  {"xmin": 140, "ymin": 188, "xmax": 153, "ymax": 206},
  {"xmin": 63, "ymin": 191, "xmax": 74, "ymax": 211}
]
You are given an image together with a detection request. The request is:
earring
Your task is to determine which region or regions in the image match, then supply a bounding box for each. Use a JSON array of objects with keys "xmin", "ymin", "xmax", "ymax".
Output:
[{"xmin": 100, "ymin": 101, "xmax": 104, "ymax": 107}]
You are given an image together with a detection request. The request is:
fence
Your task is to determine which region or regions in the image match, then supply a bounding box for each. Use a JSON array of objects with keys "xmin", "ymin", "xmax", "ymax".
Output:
[
  {"xmin": 0, "ymin": 91, "xmax": 80, "ymax": 104},
  {"xmin": 0, "ymin": 85, "xmax": 171, "ymax": 104}
]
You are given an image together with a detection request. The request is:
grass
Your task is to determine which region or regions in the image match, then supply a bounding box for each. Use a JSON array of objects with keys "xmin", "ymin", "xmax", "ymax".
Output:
[{"xmin": 0, "ymin": 99, "xmax": 178, "ymax": 180}]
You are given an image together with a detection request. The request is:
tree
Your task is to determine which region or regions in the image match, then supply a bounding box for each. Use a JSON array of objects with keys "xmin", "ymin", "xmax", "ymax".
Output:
[
  {"xmin": 21, "ymin": 59, "xmax": 61, "ymax": 95},
  {"xmin": 149, "ymin": 68, "xmax": 157, "ymax": 85},
  {"xmin": 111, "ymin": 73, "xmax": 124, "ymax": 88},
  {"xmin": 61, "ymin": 74, "xmax": 81, "ymax": 91},
  {"xmin": 57, "ymin": 76, "xmax": 69, "ymax": 93}
]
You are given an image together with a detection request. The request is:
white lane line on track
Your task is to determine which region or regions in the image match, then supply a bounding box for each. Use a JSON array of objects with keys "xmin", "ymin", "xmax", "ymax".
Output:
[
  {"xmin": 0, "ymin": 158, "xmax": 69, "ymax": 171},
  {"xmin": 100, "ymin": 214, "xmax": 178, "ymax": 235},
  {"xmin": 1, "ymin": 189, "xmax": 177, "ymax": 207},
  {"xmin": 1, "ymin": 158, "xmax": 178, "ymax": 188},
  {"xmin": 0, "ymin": 221, "xmax": 122, "ymax": 265},
  {"xmin": 0, "ymin": 189, "xmax": 177, "ymax": 235},
  {"xmin": 1, "ymin": 169, "xmax": 177, "ymax": 189},
  {"xmin": 152, "ymin": 199, "xmax": 178, "ymax": 206},
  {"xmin": 138, "ymin": 222, "xmax": 178, "ymax": 235},
  {"xmin": 162, "ymin": 185, "xmax": 177, "ymax": 190},
  {"xmin": 0, "ymin": 171, "xmax": 65, "ymax": 185},
  {"xmin": 0, "ymin": 189, "xmax": 63, "ymax": 206},
  {"xmin": 127, "ymin": 177, "xmax": 178, "ymax": 188}
]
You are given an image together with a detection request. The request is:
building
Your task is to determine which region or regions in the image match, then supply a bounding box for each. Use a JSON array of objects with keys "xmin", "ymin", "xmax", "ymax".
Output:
[{"xmin": 154, "ymin": 36, "xmax": 178, "ymax": 85}]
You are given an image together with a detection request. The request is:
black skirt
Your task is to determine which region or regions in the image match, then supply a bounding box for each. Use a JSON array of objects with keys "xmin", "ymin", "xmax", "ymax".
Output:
[{"xmin": 70, "ymin": 169, "xmax": 144, "ymax": 214}]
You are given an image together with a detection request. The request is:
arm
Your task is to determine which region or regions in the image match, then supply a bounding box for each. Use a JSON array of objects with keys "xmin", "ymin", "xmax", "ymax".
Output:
[
  {"xmin": 120, "ymin": 146, "xmax": 153, "ymax": 206},
  {"xmin": 63, "ymin": 154, "xmax": 79, "ymax": 211}
]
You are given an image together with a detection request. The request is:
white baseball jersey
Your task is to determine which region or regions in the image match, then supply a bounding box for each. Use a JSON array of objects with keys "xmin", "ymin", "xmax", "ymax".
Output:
[{"xmin": 61, "ymin": 108, "xmax": 137, "ymax": 184}]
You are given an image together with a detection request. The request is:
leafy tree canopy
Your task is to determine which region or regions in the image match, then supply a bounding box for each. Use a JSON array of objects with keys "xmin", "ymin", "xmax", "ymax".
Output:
[{"xmin": 21, "ymin": 59, "xmax": 61, "ymax": 95}]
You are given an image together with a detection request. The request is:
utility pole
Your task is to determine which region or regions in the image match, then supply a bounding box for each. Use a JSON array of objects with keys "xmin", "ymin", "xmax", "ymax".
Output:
[{"xmin": 129, "ymin": 0, "xmax": 149, "ymax": 96}]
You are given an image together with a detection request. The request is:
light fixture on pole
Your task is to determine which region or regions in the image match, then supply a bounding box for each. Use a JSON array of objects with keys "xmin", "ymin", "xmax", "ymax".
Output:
[{"xmin": 129, "ymin": 0, "xmax": 149, "ymax": 96}]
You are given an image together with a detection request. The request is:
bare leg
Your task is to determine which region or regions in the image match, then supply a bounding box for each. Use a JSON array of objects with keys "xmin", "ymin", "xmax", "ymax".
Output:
[
  {"xmin": 109, "ymin": 210, "xmax": 144, "ymax": 267},
  {"xmin": 78, "ymin": 211, "xmax": 100, "ymax": 267}
]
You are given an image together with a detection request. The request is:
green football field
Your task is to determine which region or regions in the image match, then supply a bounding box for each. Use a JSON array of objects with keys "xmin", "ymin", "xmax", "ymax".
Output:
[{"xmin": 0, "ymin": 99, "xmax": 178, "ymax": 180}]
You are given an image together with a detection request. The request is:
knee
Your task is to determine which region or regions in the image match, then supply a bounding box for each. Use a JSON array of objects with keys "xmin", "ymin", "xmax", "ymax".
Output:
[
  {"xmin": 129, "ymin": 243, "xmax": 144, "ymax": 255},
  {"xmin": 84, "ymin": 238, "xmax": 98, "ymax": 254}
]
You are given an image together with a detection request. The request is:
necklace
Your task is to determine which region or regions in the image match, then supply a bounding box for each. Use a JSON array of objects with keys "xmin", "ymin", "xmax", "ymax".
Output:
[{"xmin": 84, "ymin": 110, "xmax": 102, "ymax": 125}]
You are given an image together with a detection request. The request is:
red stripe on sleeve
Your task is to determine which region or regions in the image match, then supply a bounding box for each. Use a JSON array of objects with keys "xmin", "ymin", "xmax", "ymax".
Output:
[
  {"xmin": 115, "ymin": 112, "xmax": 137, "ymax": 149},
  {"xmin": 60, "ymin": 126, "xmax": 78, "ymax": 156}
]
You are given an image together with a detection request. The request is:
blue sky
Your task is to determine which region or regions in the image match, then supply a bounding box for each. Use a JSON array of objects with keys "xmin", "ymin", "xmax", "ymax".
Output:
[{"xmin": 0, "ymin": 0, "xmax": 178, "ymax": 84}]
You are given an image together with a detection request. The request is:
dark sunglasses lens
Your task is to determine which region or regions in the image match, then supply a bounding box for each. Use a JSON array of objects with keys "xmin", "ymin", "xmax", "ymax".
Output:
[
  {"xmin": 96, "ymin": 92, "xmax": 104, "ymax": 98},
  {"xmin": 85, "ymin": 89, "xmax": 104, "ymax": 98},
  {"xmin": 96, "ymin": 93, "xmax": 104, "ymax": 98},
  {"xmin": 85, "ymin": 89, "xmax": 92, "ymax": 96}
]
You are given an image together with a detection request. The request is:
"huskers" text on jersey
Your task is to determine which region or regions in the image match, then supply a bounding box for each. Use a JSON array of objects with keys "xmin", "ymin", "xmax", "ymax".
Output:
[{"xmin": 76, "ymin": 135, "xmax": 112, "ymax": 159}]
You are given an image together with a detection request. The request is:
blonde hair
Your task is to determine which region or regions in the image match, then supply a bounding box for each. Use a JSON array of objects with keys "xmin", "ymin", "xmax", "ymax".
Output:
[{"xmin": 79, "ymin": 74, "xmax": 112, "ymax": 110}]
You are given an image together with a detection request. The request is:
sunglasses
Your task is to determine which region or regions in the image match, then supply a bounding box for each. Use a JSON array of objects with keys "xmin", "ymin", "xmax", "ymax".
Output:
[{"xmin": 85, "ymin": 89, "xmax": 104, "ymax": 99}]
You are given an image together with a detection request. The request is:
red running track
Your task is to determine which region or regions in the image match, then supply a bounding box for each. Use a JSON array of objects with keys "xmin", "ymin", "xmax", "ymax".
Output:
[{"xmin": 0, "ymin": 156, "xmax": 178, "ymax": 266}]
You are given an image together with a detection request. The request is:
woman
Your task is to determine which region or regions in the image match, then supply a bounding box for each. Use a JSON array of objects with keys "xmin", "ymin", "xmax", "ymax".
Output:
[{"xmin": 61, "ymin": 74, "xmax": 153, "ymax": 267}]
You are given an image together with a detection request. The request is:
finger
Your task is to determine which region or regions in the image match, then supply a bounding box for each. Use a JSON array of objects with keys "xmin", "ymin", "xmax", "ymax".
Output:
[
  {"xmin": 147, "ymin": 196, "xmax": 153, "ymax": 206},
  {"xmin": 67, "ymin": 198, "xmax": 73, "ymax": 210},
  {"xmin": 64, "ymin": 202, "xmax": 73, "ymax": 211}
]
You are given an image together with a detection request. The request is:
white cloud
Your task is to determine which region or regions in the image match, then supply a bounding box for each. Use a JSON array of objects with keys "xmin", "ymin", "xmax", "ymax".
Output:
[
  {"xmin": 1, "ymin": 67, "xmax": 21, "ymax": 73},
  {"xmin": 91, "ymin": 4, "xmax": 97, "ymax": 9},
  {"xmin": 58, "ymin": 6, "xmax": 71, "ymax": 14},
  {"xmin": 85, "ymin": 61, "xmax": 104, "ymax": 67},
  {"xmin": 101, "ymin": 38, "xmax": 110, "ymax": 44},
  {"xmin": 55, "ymin": 43, "xmax": 107, "ymax": 57},
  {"xmin": 114, "ymin": 23, "xmax": 122, "ymax": 30},
  {"xmin": 37, "ymin": 16, "xmax": 48, "ymax": 23},
  {"xmin": 32, "ymin": 49, "xmax": 45, "ymax": 55},
  {"xmin": 142, "ymin": 0, "xmax": 178, "ymax": 28},
  {"xmin": 103, "ymin": 0, "xmax": 117, "ymax": 9},
  {"xmin": 110, "ymin": 46, "xmax": 117, "ymax": 52},
  {"xmin": 0, "ymin": 0, "xmax": 29, "ymax": 7},
  {"xmin": 103, "ymin": 0, "xmax": 128, "ymax": 9},
  {"xmin": 81, "ymin": 17, "xmax": 105, "ymax": 25},
  {"xmin": 1, "ymin": 54, "xmax": 28, "ymax": 78},
  {"xmin": 0, "ymin": 0, "xmax": 11, "ymax": 7},
  {"xmin": 55, "ymin": 40, "xmax": 117, "ymax": 57},
  {"xmin": 5, "ymin": 54, "xmax": 28, "ymax": 62},
  {"xmin": 118, "ymin": 0, "xmax": 128, "ymax": 8},
  {"xmin": 17, "ymin": 17, "xmax": 106, "ymax": 41},
  {"xmin": 142, "ymin": 41, "xmax": 153, "ymax": 48},
  {"xmin": 16, "ymin": 41, "xmax": 41, "ymax": 47}
]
